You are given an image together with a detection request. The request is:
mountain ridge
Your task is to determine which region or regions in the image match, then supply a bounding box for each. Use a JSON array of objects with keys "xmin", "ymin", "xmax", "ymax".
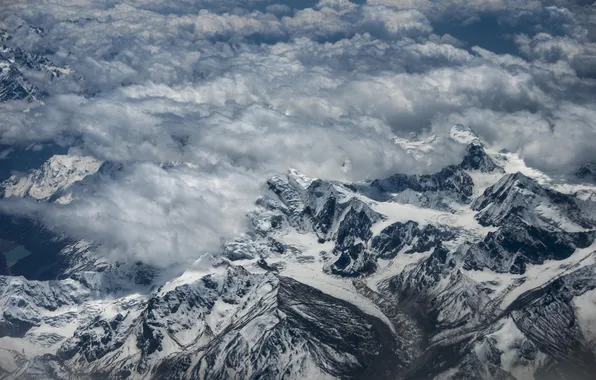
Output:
[{"xmin": 0, "ymin": 125, "xmax": 595, "ymax": 379}]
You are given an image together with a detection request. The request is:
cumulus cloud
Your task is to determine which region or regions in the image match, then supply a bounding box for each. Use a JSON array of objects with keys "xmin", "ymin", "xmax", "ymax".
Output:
[
  {"xmin": 0, "ymin": 162, "xmax": 258, "ymax": 266},
  {"xmin": 0, "ymin": 0, "xmax": 595, "ymax": 266},
  {"xmin": 515, "ymin": 32, "xmax": 596, "ymax": 78}
]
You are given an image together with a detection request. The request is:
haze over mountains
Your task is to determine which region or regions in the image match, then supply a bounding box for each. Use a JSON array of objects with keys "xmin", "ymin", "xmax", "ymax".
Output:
[{"xmin": 1, "ymin": 1, "xmax": 596, "ymax": 379}]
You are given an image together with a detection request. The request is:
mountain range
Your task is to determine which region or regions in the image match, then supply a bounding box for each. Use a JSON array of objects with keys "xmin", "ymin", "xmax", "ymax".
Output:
[
  {"xmin": 1, "ymin": 120, "xmax": 595, "ymax": 380},
  {"xmin": 1, "ymin": 25, "xmax": 596, "ymax": 380}
]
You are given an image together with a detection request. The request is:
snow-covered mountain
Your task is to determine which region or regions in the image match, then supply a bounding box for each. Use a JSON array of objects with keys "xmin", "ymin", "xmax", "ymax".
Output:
[
  {"xmin": 0, "ymin": 28, "xmax": 73, "ymax": 103},
  {"xmin": 1, "ymin": 125, "xmax": 595, "ymax": 380},
  {"xmin": 576, "ymin": 163, "xmax": 596, "ymax": 183},
  {"xmin": 1, "ymin": 155, "xmax": 103, "ymax": 202}
]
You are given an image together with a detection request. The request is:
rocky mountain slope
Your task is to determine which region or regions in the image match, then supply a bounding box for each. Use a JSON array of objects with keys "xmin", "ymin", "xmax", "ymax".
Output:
[
  {"xmin": 0, "ymin": 27, "xmax": 74, "ymax": 103},
  {"xmin": 0, "ymin": 125, "xmax": 595, "ymax": 380}
]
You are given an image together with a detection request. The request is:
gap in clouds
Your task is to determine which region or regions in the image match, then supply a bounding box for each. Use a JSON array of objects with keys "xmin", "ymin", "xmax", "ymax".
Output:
[{"xmin": 434, "ymin": 15, "xmax": 532, "ymax": 55}]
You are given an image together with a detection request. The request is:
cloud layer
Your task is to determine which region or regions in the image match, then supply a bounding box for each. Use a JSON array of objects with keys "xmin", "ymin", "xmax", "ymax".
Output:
[{"xmin": 1, "ymin": 0, "xmax": 595, "ymax": 266}]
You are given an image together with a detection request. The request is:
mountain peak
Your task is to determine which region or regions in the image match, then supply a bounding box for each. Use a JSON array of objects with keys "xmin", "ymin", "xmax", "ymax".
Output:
[
  {"xmin": 0, "ymin": 28, "xmax": 75, "ymax": 103},
  {"xmin": 0, "ymin": 154, "xmax": 102, "ymax": 201},
  {"xmin": 450, "ymin": 124, "xmax": 481, "ymax": 145},
  {"xmin": 459, "ymin": 142, "xmax": 502, "ymax": 173},
  {"xmin": 473, "ymin": 171, "xmax": 596, "ymax": 230},
  {"xmin": 287, "ymin": 168, "xmax": 314, "ymax": 189},
  {"xmin": 576, "ymin": 162, "xmax": 596, "ymax": 182}
]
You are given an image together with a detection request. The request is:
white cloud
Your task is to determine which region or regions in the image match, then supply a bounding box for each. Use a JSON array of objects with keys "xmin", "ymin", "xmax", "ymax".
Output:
[
  {"xmin": 0, "ymin": 0, "xmax": 595, "ymax": 267},
  {"xmin": 365, "ymin": 0, "xmax": 544, "ymax": 20},
  {"xmin": 0, "ymin": 162, "xmax": 258, "ymax": 266},
  {"xmin": 265, "ymin": 4, "xmax": 292, "ymax": 15},
  {"xmin": 515, "ymin": 32, "xmax": 596, "ymax": 78},
  {"xmin": 360, "ymin": 6, "xmax": 432, "ymax": 38}
]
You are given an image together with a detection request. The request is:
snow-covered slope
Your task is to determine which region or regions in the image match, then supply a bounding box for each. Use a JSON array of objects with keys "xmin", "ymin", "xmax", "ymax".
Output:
[
  {"xmin": 0, "ymin": 28, "xmax": 73, "ymax": 103},
  {"xmin": 1, "ymin": 125, "xmax": 596, "ymax": 379},
  {"xmin": 1, "ymin": 155, "xmax": 102, "ymax": 201}
]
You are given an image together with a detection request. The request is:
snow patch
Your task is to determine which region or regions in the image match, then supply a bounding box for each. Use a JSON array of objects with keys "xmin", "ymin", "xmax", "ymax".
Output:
[
  {"xmin": 450, "ymin": 124, "xmax": 480, "ymax": 145},
  {"xmin": 1, "ymin": 155, "xmax": 102, "ymax": 200},
  {"xmin": 574, "ymin": 288, "xmax": 596, "ymax": 356},
  {"xmin": 274, "ymin": 230, "xmax": 395, "ymax": 333}
]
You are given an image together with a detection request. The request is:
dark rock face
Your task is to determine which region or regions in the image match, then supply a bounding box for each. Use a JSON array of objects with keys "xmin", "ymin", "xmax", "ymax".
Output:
[
  {"xmin": 463, "ymin": 218, "xmax": 595, "ymax": 274},
  {"xmin": 46, "ymin": 267, "xmax": 403, "ymax": 380},
  {"xmin": 177, "ymin": 277, "xmax": 402, "ymax": 380},
  {"xmin": 335, "ymin": 208, "xmax": 374, "ymax": 250},
  {"xmin": 459, "ymin": 143, "xmax": 501, "ymax": 173},
  {"xmin": 370, "ymin": 165, "xmax": 474, "ymax": 204},
  {"xmin": 575, "ymin": 163, "xmax": 596, "ymax": 181},
  {"xmin": 0, "ymin": 311, "xmax": 39, "ymax": 338},
  {"xmin": 372, "ymin": 221, "xmax": 458, "ymax": 259},
  {"xmin": 264, "ymin": 174, "xmax": 310, "ymax": 230},
  {"xmin": 261, "ymin": 174, "xmax": 385, "ymax": 276},
  {"xmin": 0, "ymin": 63, "xmax": 40, "ymax": 102},
  {"xmin": 359, "ymin": 142, "xmax": 499, "ymax": 210},
  {"xmin": 372, "ymin": 173, "xmax": 596, "ymax": 380},
  {"xmin": 303, "ymin": 180, "xmax": 383, "ymax": 242},
  {"xmin": 472, "ymin": 172, "xmax": 596, "ymax": 229},
  {"xmin": 0, "ymin": 29, "xmax": 73, "ymax": 103},
  {"xmin": 328, "ymin": 207, "xmax": 378, "ymax": 276},
  {"xmin": 506, "ymin": 265, "xmax": 596, "ymax": 380},
  {"xmin": 329, "ymin": 243, "xmax": 377, "ymax": 277},
  {"xmin": 307, "ymin": 179, "xmax": 341, "ymax": 236},
  {"xmin": 379, "ymin": 257, "xmax": 596, "ymax": 380},
  {"xmin": 3, "ymin": 135, "xmax": 596, "ymax": 380}
]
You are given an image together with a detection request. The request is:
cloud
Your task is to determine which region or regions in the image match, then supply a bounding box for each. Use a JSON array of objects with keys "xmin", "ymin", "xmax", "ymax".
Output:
[
  {"xmin": 360, "ymin": 7, "xmax": 432, "ymax": 38},
  {"xmin": 0, "ymin": 162, "xmax": 259, "ymax": 267},
  {"xmin": 432, "ymin": 103, "xmax": 596, "ymax": 172},
  {"xmin": 365, "ymin": 0, "xmax": 544, "ymax": 20},
  {"xmin": 515, "ymin": 32, "xmax": 596, "ymax": 78},
  {"xmin": 265, "ymin": 4, "xmax": 292, "ymax": 16},
  {"xmin": 0, "ymin": 0, "xmax": 595, "ymax": 267}
]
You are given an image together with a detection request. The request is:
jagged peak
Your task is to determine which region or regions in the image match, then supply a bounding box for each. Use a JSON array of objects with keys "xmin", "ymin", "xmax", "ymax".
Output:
[
  {"xmin": 459, "ymin": 142, "xmax": 502, "ymax": 173},
  {"xmin": 450, "ymin": 124, "xmax": 482, "ymax": 146},
  {"xmin": 496, "ymin": 171, "xmax": 543, "ymax": 191},
  {"xmin": 305, "ymin": 178, "xmax": 346, "ymax": 215},
  {"xmin": 473, "ymin": 170, "xmax": 596, "ymax": 231},
  {"xmin": 287, "ymin": 168, "xmax": 314, "ymax": 189},
  {"xmin": 266, "ymin": 174, "xmax": 304, "ymax": 205},
  {"xmin": 575, "ymin": 162, "xmax": 596, "ymax": 181},
  {"xmin": 478, "ymin": 171, "xmax": 540, "ymax": 196},
  {"xmin": 472, "ymin": 172, "xmax": 547, "ymax": 215},
  {"xmin": 0, "ymin": 30, "xmax": 76, "ymax": 103}
]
